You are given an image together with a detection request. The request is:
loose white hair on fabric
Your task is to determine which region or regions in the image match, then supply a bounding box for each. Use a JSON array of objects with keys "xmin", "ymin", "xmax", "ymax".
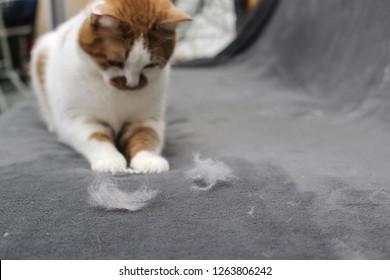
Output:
[
  {"xmin": 88, "ymin": 175, "xmax": 158, "ymax": 211},
  {"xmin": 187, "ymin": 153, "xmax": 236, "ymax": 191}
]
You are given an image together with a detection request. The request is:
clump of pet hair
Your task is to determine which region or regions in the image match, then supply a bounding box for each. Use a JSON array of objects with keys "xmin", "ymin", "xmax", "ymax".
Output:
[
  {"xmin": 88, "ymin": 175, "xmax": 158, "ymax": 211},
  {"xmin": 187, "ymin": 153, "xmax": 236, "ymax": 191}
]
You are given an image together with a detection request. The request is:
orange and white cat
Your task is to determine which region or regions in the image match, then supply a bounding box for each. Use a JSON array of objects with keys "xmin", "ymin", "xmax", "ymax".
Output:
[{"xmin": 30, "ymin": 0, "xmax": 190, "ymax": 174}]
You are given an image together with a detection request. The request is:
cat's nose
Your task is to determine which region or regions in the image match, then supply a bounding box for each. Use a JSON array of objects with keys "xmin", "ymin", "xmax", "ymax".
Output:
[
  {"xmin": 126, "ymin": 80, "xmax": 139, "ymax": 89},
  {"xmin": 125, "ymin": 75, "xmax": 140, "ymax": 88}
]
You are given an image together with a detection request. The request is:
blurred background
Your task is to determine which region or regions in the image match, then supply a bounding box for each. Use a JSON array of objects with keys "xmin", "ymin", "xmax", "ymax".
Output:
[{"xmin": 0, "ymin": 0, "xmax": 262, "ymax": 112}]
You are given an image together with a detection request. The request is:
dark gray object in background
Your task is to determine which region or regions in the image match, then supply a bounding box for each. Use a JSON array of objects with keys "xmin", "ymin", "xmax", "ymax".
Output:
[
  {"xmin": 50, "ymin": 0, "xmax": 67, "ymax": 28},
  {"xmin": 1, "ymin": 0, "xmax": 390, "ymax": 259}
]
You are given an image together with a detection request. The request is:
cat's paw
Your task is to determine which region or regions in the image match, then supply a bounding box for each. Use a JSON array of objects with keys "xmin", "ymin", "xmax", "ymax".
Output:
[
  {"xmin": 130, "ymin": 151, "xmax": 169, "ymax": 174},
  {"xmin": 91, "ymin": 155, "xmax": 127, "ymax": 174}
]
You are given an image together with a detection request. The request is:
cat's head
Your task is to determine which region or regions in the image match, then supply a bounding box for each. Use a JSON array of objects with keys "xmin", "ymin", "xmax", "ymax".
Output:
[{"xmin": 79, "ymin": 0, "xmax": 191, "ymax": 91}]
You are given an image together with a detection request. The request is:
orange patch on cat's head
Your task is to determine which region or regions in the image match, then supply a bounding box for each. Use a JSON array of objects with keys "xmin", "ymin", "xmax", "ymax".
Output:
[
  {"xmin": 92, "ymin": 0, "xmax": 191, "ymax": 28},
  {"xmin": 79, "ymin": 0, "xmax": 191, "ymax": 91}
]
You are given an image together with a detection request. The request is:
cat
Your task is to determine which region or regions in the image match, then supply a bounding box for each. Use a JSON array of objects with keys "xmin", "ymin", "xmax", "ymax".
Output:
[{"xmin": 30, "ymin": 0, "xmax": 191, "ymax": 174}]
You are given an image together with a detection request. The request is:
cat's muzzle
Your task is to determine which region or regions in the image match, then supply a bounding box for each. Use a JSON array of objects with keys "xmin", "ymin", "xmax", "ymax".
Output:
[{"xmin": 110, "ymin": 75, "xmax": 148, "ymax": 91}]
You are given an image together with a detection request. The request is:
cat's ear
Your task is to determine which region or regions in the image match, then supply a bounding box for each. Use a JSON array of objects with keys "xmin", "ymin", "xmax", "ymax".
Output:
[
  {"xmin": 88, "ymin": 0, "xmax": 121, "ymax": 29},
  {"xmin": 90, "ymin": 13, "xmax": 121, "ymax": 29},
  {"xmin": 159, "ymin": 6, "xmax": 192, "ymax": 32}
]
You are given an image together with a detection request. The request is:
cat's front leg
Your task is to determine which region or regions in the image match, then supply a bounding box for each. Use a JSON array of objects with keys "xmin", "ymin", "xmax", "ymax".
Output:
[
  {"xmin": 120, "ymin": 121, "xmax": 169, "ymax": 174},
  {"xmin": 58, "ymin": 120, "xmax": 127, "ymax": 173}
]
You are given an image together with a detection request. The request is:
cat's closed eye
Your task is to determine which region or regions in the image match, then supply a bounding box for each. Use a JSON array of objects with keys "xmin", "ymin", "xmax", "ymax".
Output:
[
  {"xmin": 144, "ymin": 63, "xmax": 159, "ymax": 69},
  {"xmin": 107, "ymin": 60, "xmax": 124, "ymax": 68}
]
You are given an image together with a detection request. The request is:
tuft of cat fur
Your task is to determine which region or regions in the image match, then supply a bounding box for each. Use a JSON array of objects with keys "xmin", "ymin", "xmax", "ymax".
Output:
[
  {"xmin": 88, "ymin": 175, "xmax": 158, "ymax": 211},
  {"xmin": 187, "ymin": 153, "xmax": 236, "ymax": 191},
  {"xmin": 30, "ymin": 0, "xmax": 190, "ymax": 174}
]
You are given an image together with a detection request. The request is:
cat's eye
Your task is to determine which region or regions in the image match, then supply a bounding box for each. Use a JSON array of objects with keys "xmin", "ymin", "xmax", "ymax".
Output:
[
  {"xmin": 107, "ymin": 60, "xmax": 124, "ymax": 68},
  {"xmin": 144, "ymin": 63, "xmax": 159, "ymax": 69}
]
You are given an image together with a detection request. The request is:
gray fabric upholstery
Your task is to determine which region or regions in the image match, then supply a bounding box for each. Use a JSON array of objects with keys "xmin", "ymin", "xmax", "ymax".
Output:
[{"xmin": 1, "ymin": 0, "xmax": 390, "ymax": 259}]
